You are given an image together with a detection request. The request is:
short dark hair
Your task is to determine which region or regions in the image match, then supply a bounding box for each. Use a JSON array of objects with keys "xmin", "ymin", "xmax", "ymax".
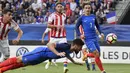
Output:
[
  {"xmin": 55, "ymin": 2, "xmax": 63, "ymax": 7},
  {"xmin": 3, "ymin": 9, "xmax": 13, "ymax": 14},
  {"xmin": 82, "ymin": 3, "xmax": 91, "ymax": 8},
  {"xmin": 73, "ymin": 39, "xmax": 84, "ymax": 46}
]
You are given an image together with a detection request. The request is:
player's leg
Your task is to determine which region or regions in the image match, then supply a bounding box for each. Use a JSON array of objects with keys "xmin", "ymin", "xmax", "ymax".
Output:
[
  {"xmin": 82, "ymin": 44, "xmax": 90, "ymax": 70},
  {"xmin": 94, "ymin": 41, "xmax": 106, "ymax": 73},
  {"xmin": 0, "ymin": 56, "xmax": 24, "ymax": 73},
  {"xmin": 63, "ymin": 58, "xmax": 68, "ymax": 73},
  {"xmin": 85, "ymin": 40, "xmax": 106, "ymax": 73},
  {"xmin": 45, "ymin": 59, "xmax": 52, "ymax": 69},
  {"xmin": 0, "ymin": 40, "xmax": 10, "ymax": 62},
  {"xmin": 53, "ymin": 59, "xmax": 57, "ymax": 66},
  {"xmin": 45, "ymin": 38, "xmax": 56, "ymax": 69},
  {"xmin": 59, "ymin": 38, "xmax": 69, "ymax": 73},
  {"xmin": 90, "ymin": 58, "xmax": 96, "ymax": 71}
]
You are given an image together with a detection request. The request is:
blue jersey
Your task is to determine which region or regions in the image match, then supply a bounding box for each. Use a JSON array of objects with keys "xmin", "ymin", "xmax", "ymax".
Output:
[
  {"xmin": 75, "ymin": 14, "xmax": 102, "ymax": 52},
  {"xmin": 22, "ymin": 43, "xmax": 72, "ymax": 65},
  {"xmin": 75, "ymin": 14, "xmax": 102, "ymax": 40}
]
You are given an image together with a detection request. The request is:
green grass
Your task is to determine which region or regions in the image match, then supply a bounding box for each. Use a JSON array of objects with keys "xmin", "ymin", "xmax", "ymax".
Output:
[{"xmin": 5, "ymin": 63, "xmax": 130, "ymax": 73}]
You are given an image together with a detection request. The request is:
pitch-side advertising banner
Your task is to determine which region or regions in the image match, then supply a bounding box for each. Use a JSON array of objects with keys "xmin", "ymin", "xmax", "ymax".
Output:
[{"xmin": 0, "ymin": 46, "xmax": 129, "ymax": 63}]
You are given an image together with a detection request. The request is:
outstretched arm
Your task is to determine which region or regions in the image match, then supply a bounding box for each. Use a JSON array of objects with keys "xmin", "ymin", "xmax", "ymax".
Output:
[
  {"xmin": 47, "ymin": 43, "xmax": 65, "ymax": 57},
  {"xmin": 66, "ymin": 55, "xmax": 83, "ymax": 65}
]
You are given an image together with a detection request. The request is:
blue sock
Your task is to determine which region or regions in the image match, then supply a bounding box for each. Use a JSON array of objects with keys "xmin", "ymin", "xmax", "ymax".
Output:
[
  {"xmin": 85, "ymin": 60, "xmax": 90, "ymax": 70},
  {"xmin": 92, "ymin": 63, "xmax": 96, "ymax": 70}
]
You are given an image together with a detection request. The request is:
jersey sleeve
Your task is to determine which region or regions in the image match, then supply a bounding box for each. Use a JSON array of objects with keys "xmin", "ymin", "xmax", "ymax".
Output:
[
  {"xmin": 11, "ymin": 20, "xmax": 19, "ymax": 30},
  {"xmin": 75, "ymin": 16, "xmax": 82, "ymax": 36},
  {"xmin": 48, "ymin": 13, "xmax": 54, "ymax": 24},
  {"xmin": 95, "ymin": 18, "xmax": 102, "ymax": 34}
]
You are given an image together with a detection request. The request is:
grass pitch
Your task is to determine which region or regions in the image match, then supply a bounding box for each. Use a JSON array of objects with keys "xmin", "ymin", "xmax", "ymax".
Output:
[{"xmin": 5, "ymin": 63, "xmax": 130, "ymax": 73}]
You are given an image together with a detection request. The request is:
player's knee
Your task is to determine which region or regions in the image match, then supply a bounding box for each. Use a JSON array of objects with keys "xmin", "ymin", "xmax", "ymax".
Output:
[{"xmin": 93, "ymin": 50, "xmax": 100, "ymax": 57}]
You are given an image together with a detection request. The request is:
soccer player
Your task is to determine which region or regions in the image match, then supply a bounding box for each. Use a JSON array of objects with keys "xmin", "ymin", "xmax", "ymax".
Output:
[
  {"xmin": 75, "ymin": 3, "xmax": 106, "ymax": 73},
  {"xmin": 46, "ymin": 2, "xmax": 68, "ymax": 73},
  {"xmin": 0, "ymin": 9, "xmax": 23, "ymax": 62},
  {"xmin": 0, "ymin": 39, "xmax": 84, "ymax": 73}
]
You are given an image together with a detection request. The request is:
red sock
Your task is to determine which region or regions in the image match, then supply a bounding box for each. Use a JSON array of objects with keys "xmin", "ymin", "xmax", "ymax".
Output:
[
  {"xmin": 1, "ymin": 63, "xmax": 24, "ymax": 72},
  {"xmin": 0, "ymin": 57, "xmax": 17, "ymax": 68},
  {"xmin": 95, "ymin": 57, "xmax": 104, "ymax": 71},
  {"xmin": 87, "ymin": 53, "xmax": 95, "ymax": 58}
]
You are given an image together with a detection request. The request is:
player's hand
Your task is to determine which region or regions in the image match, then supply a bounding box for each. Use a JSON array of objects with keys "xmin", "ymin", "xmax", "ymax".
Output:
[
  {"xmin": 57, "ymin": 52, "xmax": 66, "ymax": 57},
  {"xmin": 12, "ymin": 39, "xmax": 19, "ymax": 45},
  {"xmin": 99, "ymin": 33, "xmax": 104, "ymax": 41},
  {"xmin": 41, "ymin": 39, "xmax": 44, "ymax": 44},
  {"xmin": 80, "ymin": 34, "xmax": 85, "ymax": 39},
  {"xmin": 74, "ymin": 62, "xmax": 83, "ymax": 66}
]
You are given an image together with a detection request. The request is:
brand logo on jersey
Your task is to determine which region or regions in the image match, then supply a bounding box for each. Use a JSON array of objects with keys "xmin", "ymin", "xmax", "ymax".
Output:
[{"xmin": 16, "ymin": 47, "xmax": 29, "ymax": 57}]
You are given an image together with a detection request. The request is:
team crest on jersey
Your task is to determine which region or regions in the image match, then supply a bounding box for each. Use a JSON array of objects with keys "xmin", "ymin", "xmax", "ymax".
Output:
[{"xmin": 16, "ymin": 47, "xmax": 29, "ymax": 56}]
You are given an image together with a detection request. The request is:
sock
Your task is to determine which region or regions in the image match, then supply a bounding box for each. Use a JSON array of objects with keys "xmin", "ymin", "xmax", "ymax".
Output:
[
  {"xmin": 0, "ymin": 57, "xmax": 17, "ymax": 68},
  {"xmin": 1, "ymin": 63, "xmax": 24, "ymax": 72},
  {"xmin": 85, "ymin": 60, "xmax": 90, "ymax": 70},
  {"xmin": 95, "ymin": 57, "xmax": 104, "ymax": 71},
  {"xmin": 87, "ymin": 53, "xmax": 95, "ymax": 58},
  {"xmin": 63, "ymin": 61, "xmax": 68, "ymax": 68},
  {"xmin": 92, "ymin": 62, "xmax": 95, "ymax": 70}
]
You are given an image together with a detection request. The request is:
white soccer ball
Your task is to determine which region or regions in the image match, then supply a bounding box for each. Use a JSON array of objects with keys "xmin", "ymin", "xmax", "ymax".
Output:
[{"xmin": 106, "ymin": 33, "xmax": 117, "ymax": 44}]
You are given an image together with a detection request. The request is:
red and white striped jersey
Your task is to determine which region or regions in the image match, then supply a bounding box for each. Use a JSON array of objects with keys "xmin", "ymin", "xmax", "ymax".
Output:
[
  {"xmin": 0, "ymin": 17, "xmax": 19, "ymax": 40},
  {"xmin": 48, "ymin": 12, "xmax": 66, "ymax": 38}
]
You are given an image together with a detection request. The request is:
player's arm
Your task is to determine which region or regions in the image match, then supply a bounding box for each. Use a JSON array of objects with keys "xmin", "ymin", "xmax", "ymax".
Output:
[
  {"xmin": 41, "ymin": 28, "xmax": 51, "ymax": 44},
  {"xmin": 12, "ymin": 20, "xmax": 23, "ymax": 44},
  {"xmin": 95, "ymin": 18, "xmax": 104, "ymax": 40},
  {"xmin": 75, "ymin": 16, "xmax": 82, "ymax": 38},
  {"xmin": 47, "ymin": 43, "xmax": 65, "ymax": 57},
  {"xmin": 66, "ymin": 54, "xmax": 83, "ymax": 65}
]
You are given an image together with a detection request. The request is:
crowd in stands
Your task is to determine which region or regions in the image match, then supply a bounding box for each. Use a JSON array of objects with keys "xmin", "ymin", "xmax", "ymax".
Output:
[{"xmin": 0, "ymin": 0, "xmax": 117, "ymax": 24}]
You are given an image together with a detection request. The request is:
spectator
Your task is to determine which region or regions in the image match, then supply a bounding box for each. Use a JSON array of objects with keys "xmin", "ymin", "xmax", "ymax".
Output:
[
  {"xmin": 31, "ymin": 0, "xmax": 41, "ymax": 11},
  {"xmin": 65, "ymin": 3, "xmax": 72, "ymax": 18},
  {"xmin": 43, "ymin": 11, "xmax": 50, "ymax": 24},
  {"xmin": 70, "ymin": 0, "xmax": 77, "ymax": 11},
  {"xmin": 32, "ymin": 18, "xmax": 39, "ymax": 24},
  {"xmin": 46, "ymin": 0, "xmax": 54, "ymax": 9},
  {"xmin": 66, "ymin": 18, "xmax": 72, "ymax": 25},
  {"xmin": 1, "ymin": 0, "xmax": 11, "ymax": 10},
  {"xmin": 96, "ymin": 8, "xmax": 107, "ymax": 24},
  {"xmin": 28, "ymin": 12, "xmax": 35, "ymax": 23},
  {"xmin": 41, "ymin": 2, "xmax": 47, "ymax": 15},
  {"xmin": 21, "ymin": 0, "xmax": 30, "ymax": 11},
  {"xmin": 70, "ymin": 11, "xmax": 77, "ymax": 24}
]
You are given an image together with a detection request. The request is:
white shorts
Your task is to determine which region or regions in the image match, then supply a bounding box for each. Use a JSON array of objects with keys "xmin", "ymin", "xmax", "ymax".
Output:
[
  {"xmin": 49, "ymin": 37, "xmax": 67, "ymax": 44},
  {"xmin": 0, "ymin": 39, "xmax": 10, "ymax": 58}
]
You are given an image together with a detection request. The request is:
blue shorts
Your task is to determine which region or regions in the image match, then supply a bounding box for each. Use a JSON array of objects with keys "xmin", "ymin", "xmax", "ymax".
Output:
[
  {"xmin": 85, "ymin": 39, "xmax": 100, "ymax": 53},
  {"xmin": 22, "ymin": 47, "xmax": 48, "ymax": 65}
]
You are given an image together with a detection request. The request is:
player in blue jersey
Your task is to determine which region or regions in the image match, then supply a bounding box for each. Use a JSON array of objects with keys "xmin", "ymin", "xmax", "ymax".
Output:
[
  {"xmin": 0, "ymin": 39, "xmax": 84, "ymax": 73},
  {"xmin": 75, "ymin": 3, "xmax": 106, "ymax": 73}
]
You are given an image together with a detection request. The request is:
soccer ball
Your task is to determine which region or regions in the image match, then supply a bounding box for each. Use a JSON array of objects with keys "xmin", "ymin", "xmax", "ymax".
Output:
[{"xmin": 106, "ymin": 33, "xmax": 117, "ymax": 44}]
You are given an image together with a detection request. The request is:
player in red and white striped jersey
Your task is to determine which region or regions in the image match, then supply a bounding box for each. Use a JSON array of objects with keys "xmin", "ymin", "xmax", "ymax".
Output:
[
  {"xmin": 45, "ymin": 3, "xmax": 68, "ymax": 73},
  {"xmin": 0, "ymin": 9, "xmax": 23, "ymax": 62}
]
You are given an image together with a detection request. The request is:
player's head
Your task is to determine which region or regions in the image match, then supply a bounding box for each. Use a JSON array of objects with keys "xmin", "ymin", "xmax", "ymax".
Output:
[
  {"xmin": 71, "ymin": 39, "xmax": 84, "ymax": 54},
  {"xmin": 3, "ymin": 9, "xmax": 13, "ymax": 23},
  {"xmin": 55, "ymin": 2, "xmax": 63, "ymax": 13},
  {"xmin": 82, "ymin": 3, "xmax": 91, "ymax": 14}
]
